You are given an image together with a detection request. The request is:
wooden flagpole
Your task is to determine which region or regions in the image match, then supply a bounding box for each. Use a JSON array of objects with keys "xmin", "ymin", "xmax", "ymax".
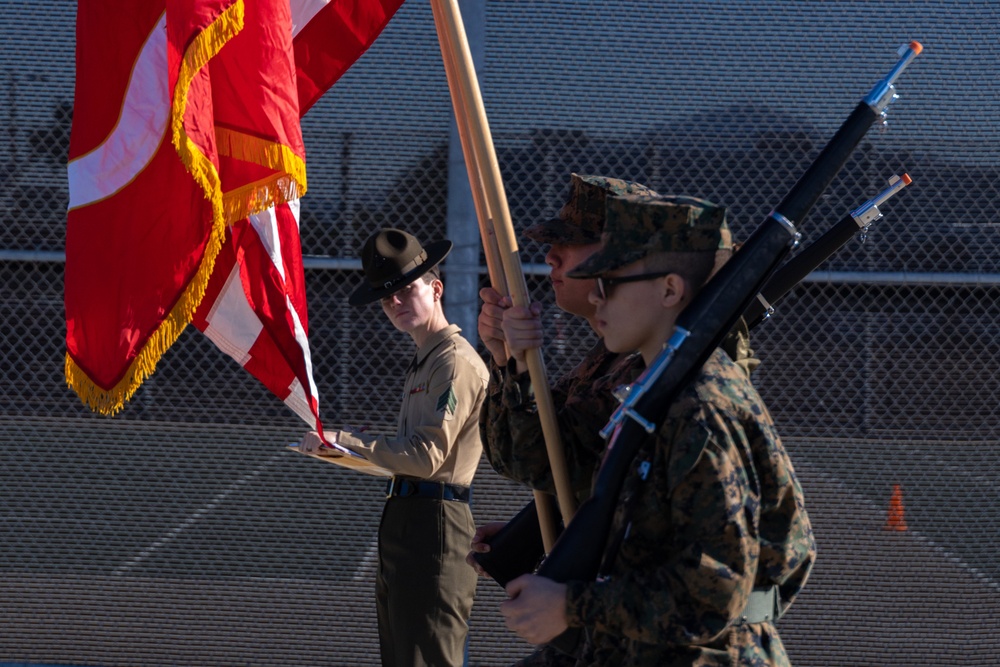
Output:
[
  {"xmin": 428, "ymin": 6, "xmax": 505, "ymax": 296},
  {"xmin": 429, "ymin": 0, "xmax": 577, "ymax": 537},
  {"xmin": 427, "ymin": 4, "xmax": 558, "ymax": 551}
]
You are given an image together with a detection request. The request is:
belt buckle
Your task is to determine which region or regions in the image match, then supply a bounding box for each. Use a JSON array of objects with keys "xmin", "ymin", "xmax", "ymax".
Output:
[{"xmin": 386, "ymin": 476, "xmax": 398, "ymax": 498}]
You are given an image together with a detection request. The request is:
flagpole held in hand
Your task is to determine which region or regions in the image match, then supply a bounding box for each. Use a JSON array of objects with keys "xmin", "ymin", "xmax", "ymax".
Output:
[{"xmin": 429, "ymin": 0, "xmax": 576, "ymax": 548}]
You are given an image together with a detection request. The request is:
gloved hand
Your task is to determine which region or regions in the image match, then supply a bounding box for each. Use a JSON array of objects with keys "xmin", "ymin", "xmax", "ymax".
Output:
[{"xmin": 298, "ymin": 430, "xmax": 326, "ymax": 453}]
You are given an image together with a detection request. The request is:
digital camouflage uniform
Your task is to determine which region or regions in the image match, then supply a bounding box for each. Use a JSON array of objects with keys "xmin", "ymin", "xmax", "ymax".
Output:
[
  {"xmin": 481, "ymin": 324, "xmax": 759, "ymax": 517},
  {"xmin": 480, "ymin": 179, "xmax": 783, "ymax": 666},
  {"xmin": 554, "ymin": 194, "xmax": 815, "ymax": 667},
  {"xmin": 481, "ymin": 177, "xmax": 758, "ymax": 500},
  {"xmin": 480, "ymin": 175, "xmax": 656, "ymax": 667},
  {"xmin": 565, "ymin": 348, "xmax": 809, "ymax": 667},
  {"xmin": 480, "ymin": 174, "xmax": 657, "ymax": 500},
  {"xmin": 483, "ymin": 344, "xmax": 643, "ymax": 502}
]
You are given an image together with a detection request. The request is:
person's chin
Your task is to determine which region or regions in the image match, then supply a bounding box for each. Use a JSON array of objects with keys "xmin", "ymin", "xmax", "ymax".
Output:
[
  {"xmin": 600, "ymin": 328, "xmax": 627, "ymax": 354},
  {"xmin": 597, "ymin": 326, "xmax": 616, "ymax": 349},
  {"xmin": 390, "ymin": 315, "xmax": 415, "ymax": 332}
]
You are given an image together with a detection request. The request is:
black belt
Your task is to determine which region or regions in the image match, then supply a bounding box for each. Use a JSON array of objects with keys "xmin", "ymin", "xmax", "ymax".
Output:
[{"xmin": 386, "ymin": 475, "xmax": 471, "ymax": 503}]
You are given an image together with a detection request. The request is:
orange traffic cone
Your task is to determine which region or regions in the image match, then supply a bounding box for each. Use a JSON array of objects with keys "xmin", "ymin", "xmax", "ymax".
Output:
[{"xmin": 884, "ymin": 483, "xmax": 908, "ymax": 532}]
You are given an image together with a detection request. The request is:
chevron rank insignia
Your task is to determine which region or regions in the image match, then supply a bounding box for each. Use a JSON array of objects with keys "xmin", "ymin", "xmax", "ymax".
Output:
[{"xmin": 436, "ymin": 385, "xmax": 457, "ymax": 419}]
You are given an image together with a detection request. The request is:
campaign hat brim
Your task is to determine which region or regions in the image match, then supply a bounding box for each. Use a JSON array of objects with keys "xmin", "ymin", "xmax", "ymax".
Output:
[{"xmin": 348, "ymin": 239, "xmax": 452, "ymax": 306}]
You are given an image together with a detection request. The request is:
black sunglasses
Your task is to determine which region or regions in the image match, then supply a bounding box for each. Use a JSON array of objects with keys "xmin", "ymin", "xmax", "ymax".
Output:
[{"xmin": 595, "ymin": 271, "xmax": 674, "ymax": 301}]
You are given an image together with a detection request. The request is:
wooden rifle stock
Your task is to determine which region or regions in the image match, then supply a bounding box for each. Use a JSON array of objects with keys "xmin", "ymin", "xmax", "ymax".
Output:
[{"xmin": 536, "ymin": 42, "xmax": 921, "ymax": 655}]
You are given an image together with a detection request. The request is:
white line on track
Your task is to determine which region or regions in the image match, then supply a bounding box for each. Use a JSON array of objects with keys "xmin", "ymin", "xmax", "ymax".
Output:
[{"xmin": 112, "ymin": 453, "xmax": 283, "ymax": 576}]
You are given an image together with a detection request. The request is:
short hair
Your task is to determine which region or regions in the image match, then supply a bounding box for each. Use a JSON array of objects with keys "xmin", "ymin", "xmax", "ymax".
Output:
[
  {"xmin": 422, "ymin": 265, "xmax": 442, "ymax": 283},
  {"xmin": 643, "ymin": 248, "xmax": 732, "ymax": 300}
]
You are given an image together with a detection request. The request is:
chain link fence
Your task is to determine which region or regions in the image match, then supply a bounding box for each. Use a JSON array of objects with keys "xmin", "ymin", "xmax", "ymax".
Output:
[{"xmin": 1, "ymin": 1, "xmax": 998, "ymax": 665}]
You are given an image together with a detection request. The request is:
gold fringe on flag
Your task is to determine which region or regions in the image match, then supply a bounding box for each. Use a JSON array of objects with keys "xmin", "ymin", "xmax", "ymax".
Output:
[
  {"xmin": 216, "ymin": 127, "xmax": 307, "ymax": 191},
  {"xmin": 65, "ymin": 1, "xmax": 246, "ymax": 416},
  {"xmin": 216, "ymin": 126, "xmax": 307, "ymax": 223},
  {"xmin": 222, "ymin": 173, "xmax": 303, "ymax": 224}
]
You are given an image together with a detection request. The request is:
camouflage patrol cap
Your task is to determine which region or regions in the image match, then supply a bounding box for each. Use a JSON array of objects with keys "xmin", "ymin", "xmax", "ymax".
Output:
[
  {"xmin": 523, "ymin": 173, "xmax": 658, "ymax": 245},
  {"xmin": 567, "ymin": 194, "xmax": 731, "ymax": 277}
]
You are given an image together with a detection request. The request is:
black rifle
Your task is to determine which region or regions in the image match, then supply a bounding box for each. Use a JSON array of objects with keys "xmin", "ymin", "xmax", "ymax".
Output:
[
  {"xmin": 743, "ymin": 172, "xmax": 912, "ymax": 329},
  {"xmin": 474, "ymin": 497, "xmax": 550, "ymax": 587},
  {"xmin": 528, "ymin": 41, "xmax": 922, "ymax": 654},
  {"xmin": 473, "ymin": 171, "xmax": 913, "ymax": 587}
]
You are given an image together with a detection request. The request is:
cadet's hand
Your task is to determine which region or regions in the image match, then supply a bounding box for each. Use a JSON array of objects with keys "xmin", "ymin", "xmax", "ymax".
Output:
[
  {"xmin": 501, "ymin": 574, "xmax": 569, "ymax": 645},
  {"xmin": 299, "ymin": 430, "xmax": 324, "ymax": 453},
  {"xmin": 298, "ymin": 430, "xmax": 342, "ymax": 456},
  {"xmin": 466, "ymin": 521, "xmax": 507, "ymax": 576},
  {"xmin": 500, "ymin": 302, "xmax": 544, "ymax": 373},
  {"xmin": 478, "ymin": 287, "xmax": 512, "ymax": 363}
]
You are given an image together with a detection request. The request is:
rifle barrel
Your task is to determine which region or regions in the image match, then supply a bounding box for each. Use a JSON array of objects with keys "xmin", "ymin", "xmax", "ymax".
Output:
[{"xmin": 744, "ymin": 173, "xmax": 913, "ymax": 328}]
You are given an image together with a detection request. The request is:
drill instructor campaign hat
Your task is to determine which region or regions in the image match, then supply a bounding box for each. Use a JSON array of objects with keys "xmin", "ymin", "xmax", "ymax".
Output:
[
  {"xmin": 568, "ymin": 194, "xmax": 731, "ymax": 278},
  {"xmin": 523, "ymin": 173, "xmax": 659, "ymax": 245},
  {"xmin": 349, "ymin": 228, "xmax": 452, "ymax": 306}
]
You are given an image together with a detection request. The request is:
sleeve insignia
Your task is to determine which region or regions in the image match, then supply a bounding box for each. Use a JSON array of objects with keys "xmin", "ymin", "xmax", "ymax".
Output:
[{"xmin": 436, "ymin": 385, "xmax": 458, "ymax": 418}]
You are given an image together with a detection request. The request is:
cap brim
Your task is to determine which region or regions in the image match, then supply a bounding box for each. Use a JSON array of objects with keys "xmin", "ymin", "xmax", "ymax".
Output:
[
  {"xmin": 565, "ymin": 245, "xmax": 636, "ymax": 279},
  {"xmin": 523, "ymin": 219, "xmax": 601, "ymax": 246},
  {"xmin": 348, "ymin": 239, "xmax": 452, "ymax": 306}
]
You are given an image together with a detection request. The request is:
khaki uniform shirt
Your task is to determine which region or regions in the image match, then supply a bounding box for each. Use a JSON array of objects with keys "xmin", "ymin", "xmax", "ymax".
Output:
[{"xmin": 336, "ymin": 324, "xmax": 489, "ymax": 486}]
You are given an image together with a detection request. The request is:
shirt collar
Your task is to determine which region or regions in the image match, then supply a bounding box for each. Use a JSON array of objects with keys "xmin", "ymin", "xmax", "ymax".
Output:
[{"xmin": 414, "ymin": 323, "xmax": 462, "ymax": 367}]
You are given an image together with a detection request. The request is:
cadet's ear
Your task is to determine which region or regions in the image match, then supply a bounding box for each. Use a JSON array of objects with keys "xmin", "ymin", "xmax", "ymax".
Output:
[
  {"xmin": 432, "ymin": 278, "xmax": 444, "ymax": 301},
  {"xmin": 660, "ymin": 273, "xmax": 687, "ymax": 309}
]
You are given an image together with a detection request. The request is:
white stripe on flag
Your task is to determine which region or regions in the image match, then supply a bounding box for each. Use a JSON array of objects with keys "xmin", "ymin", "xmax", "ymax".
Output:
[
  {"xmin": 283, "ymin": 378, "xmax": 314, "ymax": 426},
  {"xmin": 284, "ymin": 278, "xmax": 320, "ymax": 410},
  {"xmin": 67, "ymin": 14, "xmax": 169, "ymax": 210},
  {"xmin": 201, "ymin": 263, "xmax": 262, "ymax": 365},
  {"xmin": 289, "ymin": 0, "xmax": 329, "ymax": 37},
  {"xmin": 248, "ymin": 200, "xmax": 300, "ymax": 282}
]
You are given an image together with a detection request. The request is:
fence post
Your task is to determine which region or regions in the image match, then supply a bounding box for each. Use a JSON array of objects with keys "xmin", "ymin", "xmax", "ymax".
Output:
[{"xmin": 443, "ymin": 0, "xmax": 486, "ymax": 344}]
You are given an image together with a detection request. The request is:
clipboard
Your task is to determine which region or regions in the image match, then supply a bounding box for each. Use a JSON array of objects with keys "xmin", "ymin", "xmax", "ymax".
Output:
[{"xmin": 287, "ymin": 443, "xmax": 393, "ymax": 478}]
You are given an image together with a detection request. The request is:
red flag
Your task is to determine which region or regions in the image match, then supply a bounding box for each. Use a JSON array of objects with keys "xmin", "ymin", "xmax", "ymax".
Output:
[
  {"xmin": 291, "ymin": 0, "xmax": 406, "ymax": 114},
  {"xmin": 187, "ymin": 0, "xmax": 404, "ymax": 428},
  {"xmin": 66, "ymin": 0, "xmax": 400, "ymax": 425},
  {"xmin": 66, "ymin": 3, "xmax": 218, "ymax": 413},
  {"xmin": 65, "ymin": 0, "xmax": 402, "ymax": 428}
]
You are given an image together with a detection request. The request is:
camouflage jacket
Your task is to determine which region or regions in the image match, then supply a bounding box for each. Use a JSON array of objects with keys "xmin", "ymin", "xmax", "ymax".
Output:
[
  {"xmin": 479, "ymin": 338, "xmax": 644, "ymax": 502},
  {"xmin": 480, "ymin": 318, "xmax": 757, "ymax": 500},
  {"xmin": 563, "ymin": 349, "xmax": 815, "ymax": 667}
]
